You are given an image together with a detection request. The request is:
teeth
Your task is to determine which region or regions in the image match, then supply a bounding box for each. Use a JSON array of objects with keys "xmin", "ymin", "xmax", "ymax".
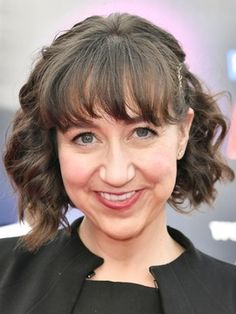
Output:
[{"xmin": 99, "ymin": 191, "xmax": 136, "ymax": 202}]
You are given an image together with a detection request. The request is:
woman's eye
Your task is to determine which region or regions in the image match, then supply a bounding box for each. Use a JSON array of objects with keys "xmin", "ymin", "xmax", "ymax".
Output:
[
  {"xmin": 73, "ymin": 132, "xmax": 96, "ymax": 145},
  {"xmin": 134, "ymin": 127, "xmax": 157, "ymax": 138}
]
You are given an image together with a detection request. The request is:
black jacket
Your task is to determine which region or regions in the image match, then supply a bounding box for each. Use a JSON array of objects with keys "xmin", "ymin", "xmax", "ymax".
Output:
[{"xmin": 0, "ymin": 217, "xmax": 235, "ymax": 314}]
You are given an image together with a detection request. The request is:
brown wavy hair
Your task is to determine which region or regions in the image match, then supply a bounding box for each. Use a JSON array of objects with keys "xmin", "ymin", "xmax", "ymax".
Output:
[{"xmin": 4, "ymin": 13, "xmax": 234, "ymax": 250}]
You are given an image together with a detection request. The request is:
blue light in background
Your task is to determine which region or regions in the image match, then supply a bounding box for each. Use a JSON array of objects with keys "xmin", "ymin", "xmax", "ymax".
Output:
[{"xmin": 227, "ymin": 49, "xmax": 236, "ymax": 81}]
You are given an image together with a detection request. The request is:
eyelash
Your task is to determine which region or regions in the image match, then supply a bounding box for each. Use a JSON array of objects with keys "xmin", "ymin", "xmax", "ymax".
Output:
[
  {"xmin": 72, "ymin": 126, "xmax": 158, "ymax": 146},
  {"xmin": 72, "ymin": 132, "xmax": 96, "ymax": 145},
  {"xmin": 133, "ymin": 127, "xmax": 157, "ymax": 138}
]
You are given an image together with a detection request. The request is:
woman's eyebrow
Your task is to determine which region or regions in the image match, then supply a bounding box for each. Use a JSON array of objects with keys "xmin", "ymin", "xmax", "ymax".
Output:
[
  {"xmin": 66, "ymin": 116, "xmax": 148, "ymax": 132},
  {"xmin": 62, "ymin": 120, "xmax": 100, "ymax": 134},
  {"xmin": 125, "ymin": 116, "xmax": 145, "ymax": 124},
  {"xmin": 70, "ymin": 119, "xmax": 100, "ymax": 129}
]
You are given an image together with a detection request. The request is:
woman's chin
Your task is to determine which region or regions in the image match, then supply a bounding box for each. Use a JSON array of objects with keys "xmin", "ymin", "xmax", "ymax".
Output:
[{"xmin": 97, "ymin": 221, "xmax": 145, "ymax": 242}]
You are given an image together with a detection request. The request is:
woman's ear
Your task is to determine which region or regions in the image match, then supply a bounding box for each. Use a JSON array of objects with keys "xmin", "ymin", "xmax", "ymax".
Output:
[{"xmin": 177, "ymin": 108, "xmax": 194, "ymax": 159}]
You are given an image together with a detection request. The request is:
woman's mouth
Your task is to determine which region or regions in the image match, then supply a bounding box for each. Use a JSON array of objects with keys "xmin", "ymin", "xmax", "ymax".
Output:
[
  {"xmin": 96, "ymin": 190, "xmax": 143, "ymax": 210},
  {"xmin": 99, "ymin": 191, "xmax": 136, "ymax": 201}
]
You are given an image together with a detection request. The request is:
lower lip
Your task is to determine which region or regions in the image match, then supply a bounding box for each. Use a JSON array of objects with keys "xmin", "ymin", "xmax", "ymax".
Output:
[{"xmin": 95, "ymin": 190, "xmax": 143, "ymax": 210}]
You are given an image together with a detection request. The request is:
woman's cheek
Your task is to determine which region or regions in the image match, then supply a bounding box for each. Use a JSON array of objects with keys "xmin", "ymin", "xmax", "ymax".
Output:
[
  {"xmin": 142, "ymin": 151, "xmax": 177, "ymax": 184},
  {"xmin": 59, "ymin": 153, "xmax": 96, "ymax": 189}
]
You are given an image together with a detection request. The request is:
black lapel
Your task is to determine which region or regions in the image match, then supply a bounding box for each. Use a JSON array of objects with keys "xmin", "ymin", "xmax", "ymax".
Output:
[
  {"xmin": 150, "ymin": 227, "xmax": 232, "ymax": 314},
  {"xmin": 26, "ymin": 218, "xmax": 103, "ymax": 314},
  {"xmin": 150, "ymin": 263, "xmax": 195, "ymax": 314}
]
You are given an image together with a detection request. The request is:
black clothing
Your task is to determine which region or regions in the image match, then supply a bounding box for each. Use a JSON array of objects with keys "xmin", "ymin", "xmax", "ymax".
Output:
[
  {"xmin": 73, "ymin": 280, "xmax": 162, "ymax": 314},
  {"xmin": 0, "ymin": 217, "xmax": 235, "ymax": 314}
]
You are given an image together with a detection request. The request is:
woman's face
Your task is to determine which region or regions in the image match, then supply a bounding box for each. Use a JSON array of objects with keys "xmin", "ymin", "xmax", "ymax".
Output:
[{"xmin": 57, "ymin": 109, "xmax": 193, "ymax": 240}]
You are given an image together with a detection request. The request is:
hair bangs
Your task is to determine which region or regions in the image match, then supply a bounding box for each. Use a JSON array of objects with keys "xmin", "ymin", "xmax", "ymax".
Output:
[{"xmin": 39, "ymin": 31, "xmax": 178, "ymax": 131}]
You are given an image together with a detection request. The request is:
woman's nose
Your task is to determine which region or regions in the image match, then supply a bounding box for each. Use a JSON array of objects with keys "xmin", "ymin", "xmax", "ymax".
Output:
[{"xmin": 99, "ymin": 146, "xmax": 135, "ymax": 186}]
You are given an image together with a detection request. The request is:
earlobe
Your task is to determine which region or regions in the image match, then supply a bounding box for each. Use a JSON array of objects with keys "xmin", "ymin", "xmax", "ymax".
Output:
[
  {"xmin": 177, "ymin": 149, "xmax": 184, "ymax": 160},
  {"xmin": 177, "ymin": 108, "xmax": 194, "ymax": 159}
]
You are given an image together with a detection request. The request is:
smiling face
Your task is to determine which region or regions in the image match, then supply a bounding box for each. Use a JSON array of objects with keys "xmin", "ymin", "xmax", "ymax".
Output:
[{"xmin": 57, "ymin": 109, "xmax": 193, "ymax": 241}]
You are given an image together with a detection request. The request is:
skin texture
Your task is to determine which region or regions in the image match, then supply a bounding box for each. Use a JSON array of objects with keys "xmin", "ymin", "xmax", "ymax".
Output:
[{"xmin": 57, "ymin": 108, "xmax": 193, "ymax": 286}]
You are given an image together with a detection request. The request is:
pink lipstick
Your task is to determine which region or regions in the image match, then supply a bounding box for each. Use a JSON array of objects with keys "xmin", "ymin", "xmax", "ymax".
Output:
[{"xmin": 95, "ymin": 189, "xmax": 143, "ymax": 210}]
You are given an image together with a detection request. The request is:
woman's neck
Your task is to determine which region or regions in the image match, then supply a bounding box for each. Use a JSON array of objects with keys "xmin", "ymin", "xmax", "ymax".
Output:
[{"xmin": 78, "ymin": 213, "xmax": 184, "ymax": 286}]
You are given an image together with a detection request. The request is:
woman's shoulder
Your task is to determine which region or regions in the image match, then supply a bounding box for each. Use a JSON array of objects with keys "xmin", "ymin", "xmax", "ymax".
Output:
[
  {"xmin": 0, "ymin": 226, "xmax": 71, "ymax": 256},
  {"xmin": 179, "ymin": 236, "xmax": 236, "ymax": 299},
  {"xmin": 0, "ymin": 236, "xmax": 21, "ymax": 264},
  {"xmin": 156, "ymin": 227, "xmax": 236, "ymax": 313},
  {"xmin": 0, "ymin": 218, "xmax": 85, "ymax": 277},
  {"xmin": 194, "ymin": 248, "xmax": 236, "ymax": 283},
  {"xmin": 167, "ymin": 226, "xmax": 236, "ymax": 286},
  {"xmin": 0, "ymin": 228, "xmax": 72, "ymax": 285},
  {"xmin": 0, "ymin": 236, "xmax": 24, "ymax": 287}
]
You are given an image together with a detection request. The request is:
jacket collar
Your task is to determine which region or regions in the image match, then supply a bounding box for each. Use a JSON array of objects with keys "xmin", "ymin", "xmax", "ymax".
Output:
[
  {"xmin": 150, "ymin": 227, "xmax": 229, "ymax": 314},
  {"xmin": 28, "ymin": 217, "xmax": 103, "ymax": 313},
  {"xmin": 29, "ymin": 217, "xmax": 225, "ymax": 314}
]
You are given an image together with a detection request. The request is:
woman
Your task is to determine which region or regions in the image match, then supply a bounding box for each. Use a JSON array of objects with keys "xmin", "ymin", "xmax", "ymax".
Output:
[{"xmin": 0, "ymin": 13, "xmax": 235, "ymax": 314}]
